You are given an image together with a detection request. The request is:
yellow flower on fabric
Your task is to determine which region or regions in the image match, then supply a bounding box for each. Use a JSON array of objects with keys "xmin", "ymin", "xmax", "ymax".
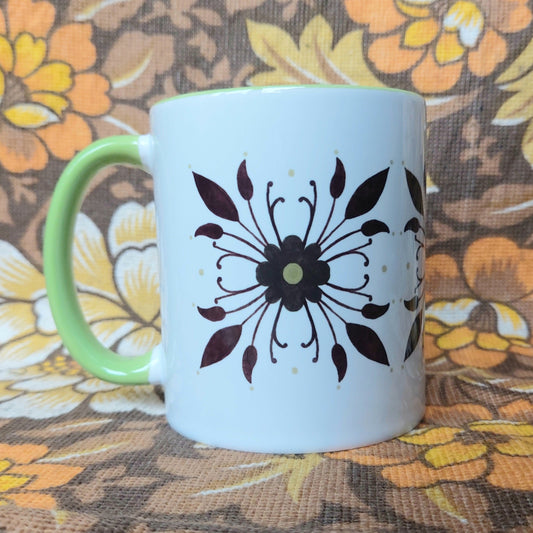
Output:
[
  {"xmin": 345, "ymin": 0, "xmax": 532, "ymax": 93},
  {"xmin": 0, "ymin": 442, "xmax": 82, "ymax": 510},
  {"xmin": 0, "ymin": 0, "xmax": 111, "ymax": 172},
  {"xmin": 0, "ymin": 202, "xmax": 163, "ymax": 417}
]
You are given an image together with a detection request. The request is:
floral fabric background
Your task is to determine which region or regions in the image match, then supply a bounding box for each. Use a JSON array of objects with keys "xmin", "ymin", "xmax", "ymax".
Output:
[{"xmin": 0, "ymin": 0, "xmax": 532, "ymax": 531}]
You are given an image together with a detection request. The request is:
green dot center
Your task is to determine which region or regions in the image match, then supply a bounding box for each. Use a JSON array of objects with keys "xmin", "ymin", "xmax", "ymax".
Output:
[{"xmin": 283, "ymin": 263, "xmax": 303, "ymax": 285}]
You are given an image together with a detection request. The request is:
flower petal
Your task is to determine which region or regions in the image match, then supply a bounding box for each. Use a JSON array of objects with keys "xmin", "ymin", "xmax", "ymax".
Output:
[
  {"xmin": 344, "ymin": 0, "xmax": 407, "ymax": 33},
  {"xmin": 71, "ymin": 213, "xmax": 117, "ymax": 300},
  {"xmin": 67, "ymin": 73, "xmax": 111, "ymax": 117},
  {"xmin": 443, "ymin": 1, "xmax": 484, "ymax": 47},
  {"xmin": 78, "ymin": 293, "xmax": 129, "ymax": 323},
  {"xmin": 13, "ymin": 33, "xmax": 46, "ymax": 78},
  {"xmin": 7, "ymin": 492, "xmax": 56, "ymax": 510},
  {"xmin": 400, "ymin": 426, "xmax": 463, "ymax": 446},
  {"xmin": 116, "ymin": 326, "xmax": 160, "ymax": 356},
  {"xmin": 435, "ymin": 31, "xmax": 465, "ymax": 64},
  {"xmin": 0, "ymin": 443, "xmax": 47, "ymax": 463},
  {"xmin": 476, "ymin": 331, "xmax": 509, "ymax": 351},
  {"xmin": 30, "ymin": 92, "xmax": 69, "ymax": 117},
  {"xmin": 12, "ymin": 372, "xmax": 83, "ymax": 392},
  {"xmin": 0, "ymin": 35, "xmax": 14, "ymax": 73},
  {"xmin": 368, "ymin": 34, "xmax": 424, "ymax": 73},
  {"xmin": 426, "ymin": 298, "xmax": 478, "ymax": 325},
  {"xmin": 4, "ymin": 103, "xmax": 59, "ymax": 128},
  {"xmin": 33, "ymin": 296, "xmax": 56, "ymax": 335},
  {"xmin": 0, "ymin": 302, "xmax": 35, "ymax": 344},
  {"xmin": 0, "ymin": 386, "xmax": 85, "ymax": 418},
  {"xmin": 0, "ymin": 122, "xmax": 48, "ymax": 172},
  {"xmin": 7, "ymin": 0, "xmax": 55, "ymax": 40},
  {"xmin": 24, "ymin": 62, "xmax": 73, "ymax": 93},
  {"xmin": 490, "ymin": 302, "xmax": 529, "ymax": 340},
  {"xmin": 424, "ymin": 441, "xmax": 487, "ymax": 468},
  {"xmin": 495, "ymin": 437, "xmax": 533, "ymax": 456},
  {"xmin": 382, "ymin": 458, "xmax": 487, "ymax": 487},
  {"xmin": 403, "ymin": 18, "xmax": 439, "ymax": 48},
  {"xmin": 35, "ymin": 112, "xmax": 92, "ymax": 160},
  {"xmin": 449, "ymin": 345, "xmax": 507, "ymax": 368},
  {"xmin": 487, "ymin": 454, "xmax": 533, "ymax": 490},
  {"xmin": 411, "ymin": 49, "xmax": 463, "ymax": 93},
  {"xmin": 48, "ymin": 23, "xmax": 96, "ymax": 71},
  {"xmin": 90, "ymin": 319, "xmax": 138, "ymax": 349},
  {"xmin": 437, "ymin": 326, "xmax": 476, "ymax": 350},
  {"xmin": 114, "ymin": 246, "xmax": 159, "ymax": 323},
  {"xmin": 0, "ymin": 241, "xmax": 44, "ymax": 299},
  {"xmin": 468, "ymin": 29, "xmax": 507, "ymax": 77},
  {"xmin": 75, "ymin": 377, "xmax": 117, "ymax": 393},
  {"xmin": 9, "ymin": 463, "xmax": 82, "ymax": 490},
  {"xmin": 469, "ymin": 420, "xmax": 533, "ymax": 437},
  {"xmin": 0, "ymin": 334, "xmax": 61, "ymax": 369},
  {"xmin": 90, "ymin": 386, "xmax": 165, "ymax": 415},
  {"xmin": 108, "ymin": 201, "xmax": 156, "ymax": 257}
]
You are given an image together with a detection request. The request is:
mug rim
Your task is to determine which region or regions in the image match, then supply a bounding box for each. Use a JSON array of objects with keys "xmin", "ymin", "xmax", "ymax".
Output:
[{"xmin": 153, "ymin": 84, "xmax": 424, "ymax": 108}]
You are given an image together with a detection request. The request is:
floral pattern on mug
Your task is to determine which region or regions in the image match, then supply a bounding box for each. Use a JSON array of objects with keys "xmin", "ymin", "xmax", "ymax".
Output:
[{"xmin": 193, "ymin": 158, "xmax": 424, "ymax": 382}]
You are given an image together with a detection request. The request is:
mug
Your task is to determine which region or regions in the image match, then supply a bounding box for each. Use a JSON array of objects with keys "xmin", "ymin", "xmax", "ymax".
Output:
[{"xmin": 44, "ymin": 85, "xmax": 426, "ymax": 453}]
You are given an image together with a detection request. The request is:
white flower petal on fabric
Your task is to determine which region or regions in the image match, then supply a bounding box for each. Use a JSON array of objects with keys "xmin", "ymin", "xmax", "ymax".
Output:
[
  {"xmin": 0, "ymin": 387, "xmax": 86, "ymax": 418},
  {"xmin": 78, "ymin": 292, "xmax": 130, "ymax": 322},
  {"xmin": 11, "ymin": 372, "xmax": 84, "ymax": 392},
  {"xmin": 114, "ymin": 245, "xmax": 160, "ymax": 323},
  {"xmin": 0, "ymin": 301, "xmax": 35, "ymax": 344},
  {"xmin": 90, "ymin": 385, "xmax": 165, "ymax": 415},
  {"xmin": 75, "ymin": 377, "xmax": 119, "ymax": 393},
  {"xmin": 490, "ymin": 302, "xmax": 529, "ymax": 340},
  {"xmin": 0, "ymin": 381, "xmax": 23, "ymax": 402},
  {"xmin": 109, "ymin": 201, "xmax": 157, "ymax": 257},
  {"xmin": 426, "ymin": 298, "xmax": 479, "ymax": 325},
  {"xmin": 0, "ymin": 241, "xmax": 45, "ymax": 300},
  {"xmin": 116, "ymin": 326, "xmax": 160, "ymax": 357},
  {"xmin": 0, "ymin": 334, "xmax": 61, "ymax": 369},
  {"xmin": 73, "ymin": 213, "xmax": 118, "ymax": 300},
  {"xmin": 90, "ymin": 319, "xmax": 139, "ymax": 349},
  {"xmin": 33, "ymin": 296, "xmax": 57, "ymax": 335},
  {"xmin": 444, "ymin": 1, "xmax": 484, "ymax": 48}
]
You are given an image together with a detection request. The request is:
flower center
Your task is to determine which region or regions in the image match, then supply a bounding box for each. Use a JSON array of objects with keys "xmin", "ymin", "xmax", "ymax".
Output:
[
  {"xmin": 283, "ymin": 262, "xmax": 303, "ymax": 285},
  {"xmin": 466, "ymin": 303, "xmax": 498, "ymax": 333},
  {"xmin": 1, "ymin": 74, "xmax": 28, "ymax": 111}
]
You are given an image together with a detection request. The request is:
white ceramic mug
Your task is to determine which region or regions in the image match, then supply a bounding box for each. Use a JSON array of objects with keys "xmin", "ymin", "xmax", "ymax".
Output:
[{"xmin": 44, "ymin": 85, "xmax": 426, "ymax": 453}]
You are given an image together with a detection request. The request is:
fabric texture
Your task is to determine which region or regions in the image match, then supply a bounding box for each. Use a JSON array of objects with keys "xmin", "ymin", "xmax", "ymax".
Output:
[{"xmin": 0, "ymin": 0, "xmax": 533, "ymax": 530}]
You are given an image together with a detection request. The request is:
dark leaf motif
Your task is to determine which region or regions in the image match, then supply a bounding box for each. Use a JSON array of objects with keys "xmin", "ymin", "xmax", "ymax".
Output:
[
  {"xmin": 361, "ymin": 219, "xmax": 390, "ymax": 236},
  {"xmin": 362, "ymin": 303, "xmax": 390, "ymax": 319},
  {"xmin": 345, "ymin": 168, "xmax": 389, "ymax": 219},
  {"xmin": 237, "ymin": 160, "xmax": 253, "ymax": 200},
  {"xmin": 331, "ymin": 344, "xmax": 347, "ymax": 382},
  {"xmin": 403, "ymin": 296, "xmax": 419, "ymax": 312},
  {"xmin": 193, "ymin": 172, "xmax": 240, "ymax": 222},
  {"xmin": 200, "ymin": 324, "xmax": 242, "ymax": 367},
  {"xmin": 405, "ymin": 169, "xmax": 424, "ymax": 215},
  {"xmin": 346, "ymin": 323, "xmax": 389, "ymax": 366},
  {"xmin": 195, "ymin": 223, "xmax": 224, "ymax": 239},
  {"xmin": 242, "ymin": 345, "xmax": 258, "ymax": 383},
  {"xmin": 405, "ymin": 310, "xmax": 423, "ymax": 361},
  {"xmin": 197, "ymin": 306, "xmax": 226, "ymax": 321},
  {"xmin": 330, "ymin": 157, "xmax": 346, "ymax": 199},
  {"xmin": 404, "ymin": 217, "xmax": 421, "ymax": 234}
]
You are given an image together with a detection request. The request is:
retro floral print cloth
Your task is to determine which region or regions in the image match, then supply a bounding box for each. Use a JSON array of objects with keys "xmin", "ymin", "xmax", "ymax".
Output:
[{"xmin": 0, "ymin": 0, "xmax": 532, "ymax": 531}]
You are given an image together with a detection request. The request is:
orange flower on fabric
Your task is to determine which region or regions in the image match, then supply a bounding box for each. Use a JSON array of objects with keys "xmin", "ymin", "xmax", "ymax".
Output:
[
  {"xmin": 329, "ymin": 405, "xmax": 533, "ymax": 492},
  {"xmin": 345, "ymin": 0, "xmax": 532, "ymax": 93},
  {"xmin": 0, "ymin": 442, "xmax": 82, "ymax": 510},
  {"xmin": 0, "ymin": 0, "xmax": 111, "ymax": 172},
  {"xmin": 425, "ymin": 237, "xmax": 533, "ymax": 368}
]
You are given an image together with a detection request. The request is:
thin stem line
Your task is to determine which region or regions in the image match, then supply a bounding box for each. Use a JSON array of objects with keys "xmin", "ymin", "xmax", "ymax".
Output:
[
  {"xmin": 322, "ymin": 290, "xmax": 363, "ymax": 313},
  {"xmin": 225, "ymin": 231, "xmax": 265, "ymax": 256},
  {"xmin": 317, "ymin": 301, "xmax": 337, "ymax": 343},
  {"xmin": 320, "ymin": 229, "xmax": 362, "ymax": 256}
]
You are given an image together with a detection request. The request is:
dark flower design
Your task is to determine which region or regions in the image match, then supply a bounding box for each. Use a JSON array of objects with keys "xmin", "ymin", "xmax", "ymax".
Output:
[
  {"xmin": 256, "ymin": 236, "xmax": 330, "ymax": 312},
  {"xmin": 192, "ymin": 158, "xmax": 423, "ymax": 383}
]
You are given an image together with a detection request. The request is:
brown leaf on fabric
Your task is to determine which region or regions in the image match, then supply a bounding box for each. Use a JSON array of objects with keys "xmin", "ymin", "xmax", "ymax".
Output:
[
  {"xmin": 226, "ymin": 0, "xmax": 267, "ymax": 14},
  {"xmin": 103, "ymin": 32, "xmax": 175, "ymax": 100},
  {"xmin": 427, "ymin": 220, "xmax": 469, "ymax": 249},
  {"xmin": 146, "ymin": 449, "xmax": 367, "ymax": 528},
  {"xmin": 147, "ymin": 76, "xmax": 178, "ymax": 108},
  {"xmin": 444, "ymin": 184, "xmax": 533, "ymax": 228},
  {"xmin": 188, "ymin": 30, "xmax": 217, "ymax": 62},
  {"xmin": 0, "ymin": 184, "xmax": 13, "ymax": 225},
  {"xmin": 92, "ymin": 105, "xmax": 149, "ymax": 137},
  {"xmin": 425, "ymin": 90, "xmax": 481, "ymax": 122},
  {"xmin": 8, "ymin": 176, "xmax": 38, "ymax": 205},
  {"xmin": 386, "ymin": 484, "xmax": 490, "ymax": 532},
  {"xmin": 277, "ymin": 0, "xmax": 316, "ymax": 21},
  {"xmin": 111, "ymin": 181, "xmax": 144, "ymax": 200},
  {"xmin": 189, "ymin": 7, "xmax": 223, "ymax": 26},
  {"xmin": 67, "ymin": 0, "xmax": 145, "ymax": 31},
  {"xmin": 184, "ymin": 57, "xmax": 232, "ymax": 89},
  {"xmin": 460, "ymin": 117, "xmax": 502, "ymax": 176}
]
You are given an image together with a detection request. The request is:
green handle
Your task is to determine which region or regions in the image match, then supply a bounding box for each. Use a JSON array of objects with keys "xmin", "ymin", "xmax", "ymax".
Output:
[{"xmin": 44, "ymin": 136, "xmax": 152, "ymax": 384}]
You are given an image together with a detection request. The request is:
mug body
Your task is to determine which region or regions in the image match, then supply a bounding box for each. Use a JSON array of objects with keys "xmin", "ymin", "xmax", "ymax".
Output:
[{"xmin": 148, "ymin": 86, "xmax": 426, "ymax": 453}]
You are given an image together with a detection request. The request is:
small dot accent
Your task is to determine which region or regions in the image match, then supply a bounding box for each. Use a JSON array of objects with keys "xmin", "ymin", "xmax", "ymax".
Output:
[
  {"xmin": 199, "ymin": 269, "xmax": 204, "ymax": 276},
  {"xmin": 291, "ymin": 367, "xmax": 298, "ymax": 374},
  {"xmin": 382, "ymin": 265, "xmax": 387, "ymax": 273},
  {"xmin": 288, "ymin": 169, "xmax": 295, "ymax": 177}
]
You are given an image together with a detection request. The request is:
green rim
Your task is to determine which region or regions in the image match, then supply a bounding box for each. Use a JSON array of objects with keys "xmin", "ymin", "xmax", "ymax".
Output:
[
  {"xmin": 43, "ymin": 136, "xmax": 152, "ymax": 384},
  {"xmin": 153, "ymin": 84, "xmax": 424, "ymax": 108}
]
